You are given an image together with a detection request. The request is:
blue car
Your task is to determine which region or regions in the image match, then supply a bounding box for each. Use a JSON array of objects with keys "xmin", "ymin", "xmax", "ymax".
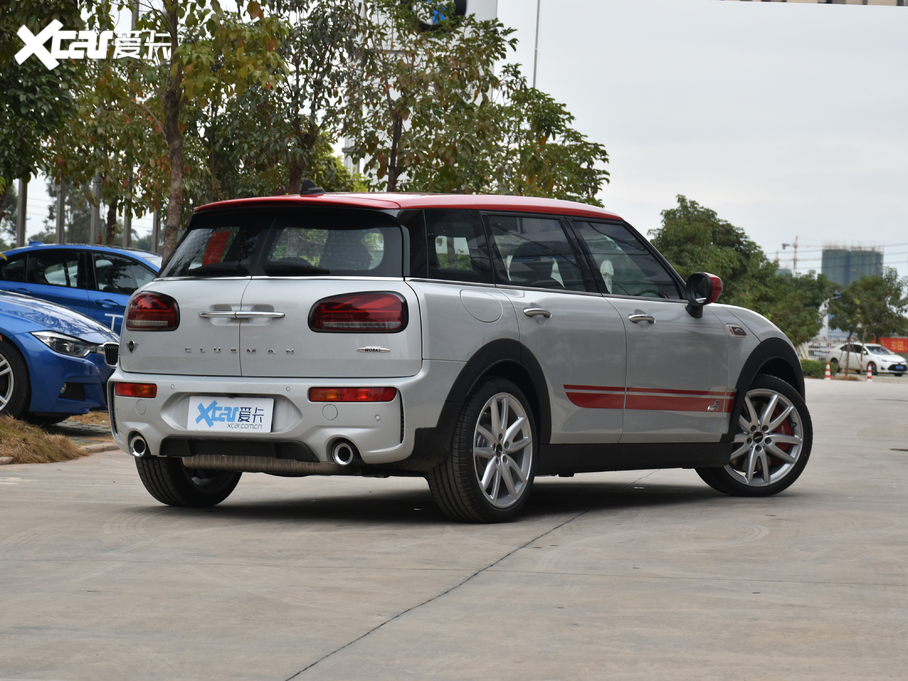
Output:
[
  {"xmin": 0, "ymin": 243, "xmax": 161, "ymax": 333},
  {"xmin": 0, "ymin": 291, "xmax": 118, "ymax": 425}
]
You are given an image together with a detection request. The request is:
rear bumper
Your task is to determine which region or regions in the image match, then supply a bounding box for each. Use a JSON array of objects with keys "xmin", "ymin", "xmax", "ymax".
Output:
[{"xmin": 108, "ymin": 360, "xmax": 464, "ymax": 466}]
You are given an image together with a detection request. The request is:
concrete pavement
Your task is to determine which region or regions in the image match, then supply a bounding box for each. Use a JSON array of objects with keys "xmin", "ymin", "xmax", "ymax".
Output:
[{"xmin": 0, "ymin": 379, "xmax": 906, "ymax": 680}]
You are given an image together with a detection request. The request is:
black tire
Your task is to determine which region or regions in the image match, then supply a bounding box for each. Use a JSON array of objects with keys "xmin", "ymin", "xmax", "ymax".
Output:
[
  {"xmin": 868, "ymin": 362, "xmax": 877, "ymax": 376},
  {"xmin": 427, "ymin": 378, "xmax": 537, "ymax": 523},
  {"xmin": 0, "ymin": 338, "xmax": 30, "ymax": 419},
  {"xmin": 23, "ymin": 412, "xmax": 69, "ymax": 427},
  {"xmin": 697, "ymin": 374, "xmax": 812, "ymax": 497},
  {"xmin": 135, "ymin": 456, "xmax": 241, "ymax": 507}
]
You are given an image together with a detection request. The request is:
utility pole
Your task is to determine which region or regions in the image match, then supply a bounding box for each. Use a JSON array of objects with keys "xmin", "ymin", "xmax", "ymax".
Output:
[
  {"xmin": 532, "ymin": 0, "xmax": 541, "ymax": 88},
  {"xmin": 15, "ymin": 179, "xmax": 27, "ymax": 247},
  {"xmin": 90, "ymin": 176, "xmax": 101, "ymax": 245},
  {"xmin": 55, "ymin": 179, "xmax": 66, "ymax": 244}
]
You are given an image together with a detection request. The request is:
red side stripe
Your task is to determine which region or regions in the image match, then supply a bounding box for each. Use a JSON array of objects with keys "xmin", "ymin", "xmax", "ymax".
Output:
[
  {"xmin": 564, "ymin": 384, "xmax": 736, "ymax": 412},
  {"xmin": 566, "ymin": 392, "xmax": 625, "ymax": 409},
  {"xmin": 625, "ymin": 387, "xmax": 734, "ymax": 398},
  {"xmin": 564, "ymin": 385, "xmax": 625, "ymax": 393}
]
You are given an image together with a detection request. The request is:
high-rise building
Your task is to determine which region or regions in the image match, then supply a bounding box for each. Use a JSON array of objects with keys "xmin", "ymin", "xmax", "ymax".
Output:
[{"xmin": 821, "ymin": 247, "xmax": 883, "ymax": 288}]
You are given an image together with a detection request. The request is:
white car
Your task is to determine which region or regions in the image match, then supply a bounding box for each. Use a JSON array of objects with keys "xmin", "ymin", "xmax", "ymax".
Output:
[
  {"xmin": 107, "ymin": 192, "xmax": 813, "ymax": 522},
  {"xmin": 825, "ymin": 342, "xmax": 906, "ymax": 377}
]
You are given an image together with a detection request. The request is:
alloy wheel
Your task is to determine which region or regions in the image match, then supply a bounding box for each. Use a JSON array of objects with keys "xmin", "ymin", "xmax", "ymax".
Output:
[
  {"xmin": 472, "ymin": 392, "xmax": 534, "ymax": 509},
  {"xmin": 728, "ymin": 387, "xmax": 805, "ymax": 487}
]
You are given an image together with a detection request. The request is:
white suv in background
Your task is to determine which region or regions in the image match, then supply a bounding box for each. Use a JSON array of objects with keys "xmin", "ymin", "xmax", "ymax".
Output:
[{"xmin": 108, "ymin": 192, "xmax": 813, "ymax": 522}]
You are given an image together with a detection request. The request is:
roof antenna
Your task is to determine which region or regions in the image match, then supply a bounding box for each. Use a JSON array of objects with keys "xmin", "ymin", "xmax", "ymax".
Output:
[{"xmin": 300, "ymin": 179, "xmax": 325, "ymax": 196}]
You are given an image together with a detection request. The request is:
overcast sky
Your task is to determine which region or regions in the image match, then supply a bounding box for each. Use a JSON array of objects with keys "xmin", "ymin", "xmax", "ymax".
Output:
[
  {"xmin": 21, "ymin": 0, "xmax": 908, "ymax": 281},
  {"xmin": 497, "ymin": 0, "xmax": 908, "ymax": 280}
]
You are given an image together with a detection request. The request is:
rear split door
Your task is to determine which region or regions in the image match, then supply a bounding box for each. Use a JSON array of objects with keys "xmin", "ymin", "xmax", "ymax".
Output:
[{"xmin": 236, "ymin": 210, "xmax": 420, "ymax": 378}]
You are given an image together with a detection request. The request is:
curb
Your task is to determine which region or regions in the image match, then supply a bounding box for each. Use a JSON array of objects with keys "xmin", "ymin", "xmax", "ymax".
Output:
[{"xmin": 82, "ymin": 442, "xmax": 121, "ymax": 454}]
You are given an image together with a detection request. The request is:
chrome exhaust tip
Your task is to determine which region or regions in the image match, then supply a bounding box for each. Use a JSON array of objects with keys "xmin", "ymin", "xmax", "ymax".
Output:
[
  {"xmin": 331, "ymin": 440, "xmax": 357, "ymax": 466},
  {"xmin": 128, "ymin": 433, "xmax": 149, "ymax": 458}
]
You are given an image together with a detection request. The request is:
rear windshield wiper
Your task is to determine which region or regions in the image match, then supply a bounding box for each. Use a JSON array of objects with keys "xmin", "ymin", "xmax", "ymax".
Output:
[
  {"xmin": 188, "ymin": 262, "xmax": 250, "ymax": 277},
  {"xmin": 262, "ymin": 261, "xmax": 331, "ymax": 276}
]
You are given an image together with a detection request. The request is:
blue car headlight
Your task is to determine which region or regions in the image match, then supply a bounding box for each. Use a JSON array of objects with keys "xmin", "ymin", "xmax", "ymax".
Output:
[{"xmin": 31, "ymin": 331, "xmax": 100, "ymax": 358}]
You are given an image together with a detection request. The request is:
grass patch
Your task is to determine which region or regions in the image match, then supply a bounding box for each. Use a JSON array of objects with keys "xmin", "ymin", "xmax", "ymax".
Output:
[{"xmin": 0, "ymin": 415, "xmax": 89, "ymax": 464}]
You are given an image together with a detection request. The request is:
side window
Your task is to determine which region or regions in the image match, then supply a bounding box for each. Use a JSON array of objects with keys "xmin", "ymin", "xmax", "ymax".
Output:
[
  {"xmin": 573, "ymin": 221, "xmax": 681, "ymax": 299},
  {"xmin": 27, "ymin": 251, "xmax": 79, "ymax": 288},
  {"xmin": 487, "ymin": 214, "xmax": 586, "ymax": 292},
  {"xmin": 424, "ymin": 209, "xmax": 492, "ymax": 284},
  {"xmin": 93, "ymin": 254, "xmax": 154, "ymax": 295},
  {"xmin": 0, "ymin": 253, "xmax": 27, "ymax": 282}
]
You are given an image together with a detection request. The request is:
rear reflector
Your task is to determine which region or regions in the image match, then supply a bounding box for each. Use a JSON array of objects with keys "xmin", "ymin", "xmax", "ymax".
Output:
[
  {"xmin": 309, "ymin": 387, "xmax": 397, "ymax": 403},
  {"xmin": 309, "ymin": 292, "xmax": 406, "ymax": 333},
  {"xmin": 114, "ymin": 383, "xmax": 158, "ymax": 398},
  {"xmin": 126, "ymin": 292, "xmax": 180, "ymax": 331}
]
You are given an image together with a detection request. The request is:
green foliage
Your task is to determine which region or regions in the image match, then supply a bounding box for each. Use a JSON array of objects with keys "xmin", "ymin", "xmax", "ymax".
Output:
[
  {"xmin": 761, "ymin": 271, "xmax": 836, "ymax": 349},
  {"xmin": 350, "ymin": 0, "xmax": 517, "ymax": 192},
  {"xmin": 0, "ymin": 1, "xmax": 86, "ymax": 189},
  {"xmin": 800, "ymin": 359, "xmax": 827, "ymax": 379},
  {"xmin": 650, "ymin": 196, "xmax": 777, "ymax": 310},
  {"xmin": 40, "ymin": 179, "xmax": 94, "ymax": 244},
  {"xmin": 483, "ymin": 65, "xmax": 609, "ymax": 206},
  {"xmin": 1, "ymin": 185, "xmax": 18, "ymax": 245},
  {"xmin": 828, "ymin": 269, "xmax": 908, "ymax": 344},
  {"xmin": 651, "ymin": 196, "xmax": 834, "ymax": 348}
]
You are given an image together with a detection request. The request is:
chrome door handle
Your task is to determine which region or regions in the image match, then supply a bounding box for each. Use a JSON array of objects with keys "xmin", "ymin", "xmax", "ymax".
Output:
[
  {"xmin": 523, "ymin": 308, "xmax": 552, "ymax": 318},
  {"xmin": 199, "ymin": 311, "xmax": 285, "ymax": 319},
  {"xmin": 628, "ymin": 313, "xmax": 655, "ymax": 324}
]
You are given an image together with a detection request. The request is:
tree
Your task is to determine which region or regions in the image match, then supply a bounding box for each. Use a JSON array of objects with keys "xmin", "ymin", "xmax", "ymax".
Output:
[
  {"xmin": 829, "ymin": 270, "xmax": 908, "ymax": 365},
  {"xmin": 0, "ymin": 184, "xmax": 18, "ymax": 249},
  {"xmin": 47, "ymin": 53, "xmax": 169, "ymax": 245},
  {"xmin": 482, "ymin": 65, "xmax": 609, "ymax": 205},
  {"xmin": 40, "ymin": 179, "xmax": 94, "ymax": 244},
  {"xmin": 350, "ymin": 0, "xmax": 516, "ymax": 192},
  {"xmin": 89, "ymin": 1, "xmax": 286, "ymax": 255},
  {"xmin": 190, "ymin": 0, "xmax": 365, "ymax": 202},
  {"xmin": 1, "ymin": 1, "xmax": 85, "ymax": 199},
  {"xmin": 251, "ymin": 0, "xmax": 366, "ymax": 193},
  {"xmin": 650, "ymin": 196, "xmax": 778, "ymax": 310},
  {"xmin": 650, "ymin": 196, "xmax": 834, "ymax": 350},
  {"xmin": 761, "ymin": 272, "xmax": 836, "ymax": 352}
]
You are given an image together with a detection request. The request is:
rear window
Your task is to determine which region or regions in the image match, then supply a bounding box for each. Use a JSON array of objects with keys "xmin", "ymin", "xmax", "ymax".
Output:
[{"xmin": 161, "ymin": 208, "xmax": 404, "ymax": 278}]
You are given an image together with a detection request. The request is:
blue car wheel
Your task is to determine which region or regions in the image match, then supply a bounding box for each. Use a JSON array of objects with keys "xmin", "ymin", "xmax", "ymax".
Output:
[{"xmin": 0, "ymin": 338, "xmax": 30, "ymax": 418}]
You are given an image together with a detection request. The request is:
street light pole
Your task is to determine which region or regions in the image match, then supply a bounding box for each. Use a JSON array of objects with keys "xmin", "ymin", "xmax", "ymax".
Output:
[{"xmin": 532, "ymin": 0, "xmax": 541, "ymax": 88}]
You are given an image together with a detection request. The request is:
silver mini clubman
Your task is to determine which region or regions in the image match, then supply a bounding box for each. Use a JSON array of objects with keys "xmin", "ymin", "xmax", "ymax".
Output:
[{"xmin": 108, "ymin": 192, "xmax": 812, "ymax": 522}]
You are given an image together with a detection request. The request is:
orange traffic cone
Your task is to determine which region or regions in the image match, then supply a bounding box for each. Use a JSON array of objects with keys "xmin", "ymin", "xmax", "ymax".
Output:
[
  {"xmin": 866, "ymin": 364, "xmax": 873, "ymax": 382},
  {"xmin": 825, "ymin": 362, "xmax": 831, "ymax": 380}
]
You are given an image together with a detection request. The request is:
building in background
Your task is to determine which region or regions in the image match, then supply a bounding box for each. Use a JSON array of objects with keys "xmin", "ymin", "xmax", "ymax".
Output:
[{"xmin": 821, "ymin": 246, "xmax": 883, "ymax": 288}]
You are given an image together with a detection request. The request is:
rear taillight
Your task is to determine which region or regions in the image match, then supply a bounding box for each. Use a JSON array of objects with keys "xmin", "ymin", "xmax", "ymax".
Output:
[
  {"xmin": 309, "ymin": 387, "xmax": 397, "ymax": 402},
  {"xmin": 309, "ymin": 292, "xmax": 407, "ymax": 333},
  {"xmin": 126, "ymin": 292, "xmax": 180, "ymax": 331},
  {"xmin": 114, "ymin": 383, "xmax": 158, "ymax": 398}
]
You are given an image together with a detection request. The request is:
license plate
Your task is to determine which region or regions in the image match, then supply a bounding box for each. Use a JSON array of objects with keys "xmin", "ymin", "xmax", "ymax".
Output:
[
  {"xmin": 892, "ymin": 365, "xmax": 906, "ymax": 371},
  {"xmin": 187, "ymin": 396, "xmax": 274, "ymax": 432}
]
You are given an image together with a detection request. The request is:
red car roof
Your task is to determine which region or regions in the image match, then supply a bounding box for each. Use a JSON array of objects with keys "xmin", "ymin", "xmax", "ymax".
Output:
[{"xmin": 195, "ymin": 193, "xmax": 624, "ymax": 221}]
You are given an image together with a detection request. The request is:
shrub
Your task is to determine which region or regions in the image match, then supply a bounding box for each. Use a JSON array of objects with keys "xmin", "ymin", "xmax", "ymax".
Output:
[{"xmin": 801, "ymin": 358, "xmax": 837, "ymax": 379}]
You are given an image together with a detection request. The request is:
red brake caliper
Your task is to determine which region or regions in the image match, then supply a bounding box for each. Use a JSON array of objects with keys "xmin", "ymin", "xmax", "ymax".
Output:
[{"xmin": 768, "ymin": 406, "xmax": 791, "ymax": 467}]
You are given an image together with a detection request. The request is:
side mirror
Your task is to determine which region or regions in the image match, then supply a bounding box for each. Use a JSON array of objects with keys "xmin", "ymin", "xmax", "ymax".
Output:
[{"xmin": 685, "ymin": 272, "xmax": 722, "ymax": 318}]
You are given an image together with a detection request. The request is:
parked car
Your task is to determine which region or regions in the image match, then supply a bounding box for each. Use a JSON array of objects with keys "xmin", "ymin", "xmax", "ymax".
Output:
[
  {"xmin": 825, "ymin": 342, "xmax": 906, "ymax": 376},
  {"xmin": 109, "ymin": 192, "xmax": 812, "ymax": 522},
  {"xmin": 0, "ymin": 291, "xmax": 119, "ymax": 425},
  {"xmin": 0, "ymin": 242, "xmax": 162, "ymax": 334}
]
